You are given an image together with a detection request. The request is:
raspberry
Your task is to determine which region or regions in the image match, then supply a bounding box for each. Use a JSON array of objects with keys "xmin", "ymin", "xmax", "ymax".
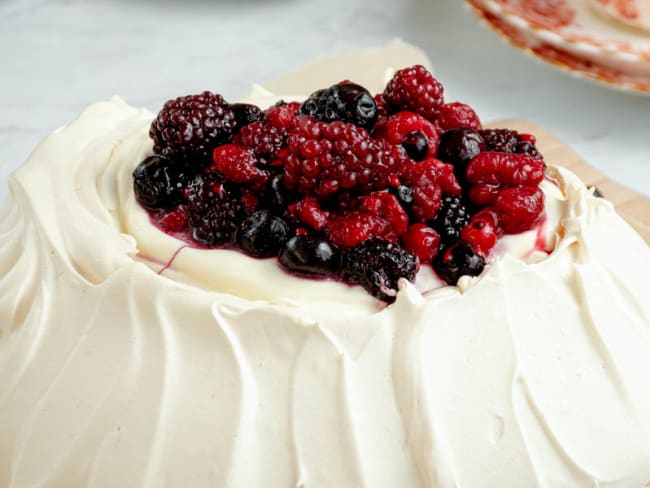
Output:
[
  {"xmin": 157, "ymin": 205, "xmax": 189, "ymax": 233},
  {"xmin": 210, "ymin": 144, "xmax": 269, "ymax": 186},
  {"xmin": 358, "ymin": 192, "xmax": 409, "ymax": 236},
  {"xmin": 400, "ymin": 158, "xmax": 461, "ymax": 222},
  {"xmin": 433, "ymin": 241, "xmax": 485, "ymax": 285},
  {"xmin": 468, "ymin": 183, "xmax": 501, "ymax": 206},
  {"xmin": 437, "ymin": 128, "xmax": 486, "ymax": 175},
  {"xmin": 280, "ymin": 118, "xmax": 406, "ymax": 197},
  {"xmin": 495, "ymin": 187, "xmax": 545, "ymax": 234},
  {"xmin": 237, "ymin": 210, "xmax": 291, "ymax": 258},
  {"xmin": 460, "ymin": 208, "xmax": 501, "ymax": 256},
  {"xmin": 186, "ymin": 174, "xmax": 244, "ymax": 246},
  {"xmin": 383, "ymin": 65, "xmax": 444, "ymax": 121},
  {"xmin": 341, "ymin": 238, "xmax": 417, "ymax": 302},
  {"xmin": 372, "ymin": 111, "xmax": 439, "ymax": 161},
  {"xmin": 150, "ymin": 91, "xmax": 236, "ymax": 163},
  {"xmin": 466, "ymin": 152, "xmax": 545, "ymax": 187},
  {"xmin": 290, "ymin": 197, "xmax": 330, "ymax": 231},
  {"xmin": 431, "ymin": 195, "xmax": 470, "ymax": 247},
  {"xmin": 279, "ymin": 236, "xmax": 340, "ymax": 277},
  {"xmin": 299, "ymin": 83, "xmax": 378, "ymax": 131},
  {"xmin": 401, "ymin": 224, "xmax": 440, "ymax": 263},
  {"xmin": 234, "ymin": 103, "xmax": 300, "ymax": 162},
  {"xmin": 374, "ymin": 94, "xmax": 388, "ymax": 118},
  {"xmin": 326, "ymin": 211, "xmax": 397, "ymax": 249},
  {"xmin": 133, "ymin": 155, "xmax": 190, "ymax": 210},
  {"xmin": 437, "ymin": 102, "xmax": 482, "ymax": 131}
]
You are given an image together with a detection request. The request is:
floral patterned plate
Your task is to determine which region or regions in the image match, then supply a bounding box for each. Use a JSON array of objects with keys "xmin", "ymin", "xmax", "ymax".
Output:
[
  {"xmin": 466, "ymin": 0, "xmax": 650, "ymax": 95},
  {"xmin": 476, "ymin": 0, "xmax": 650, "ymax": 61}
]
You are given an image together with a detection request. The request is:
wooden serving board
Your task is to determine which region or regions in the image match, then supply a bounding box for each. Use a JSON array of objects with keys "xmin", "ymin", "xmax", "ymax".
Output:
[{"xmin": 491, "ymin": 120, "xmax": 650, "ymax": 245}]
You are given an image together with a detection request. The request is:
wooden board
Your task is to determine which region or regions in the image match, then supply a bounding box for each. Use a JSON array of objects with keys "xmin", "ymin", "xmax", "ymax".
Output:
[{"xmin": 490, "ymin": 120, "xmax": 650, "ymax": 244}]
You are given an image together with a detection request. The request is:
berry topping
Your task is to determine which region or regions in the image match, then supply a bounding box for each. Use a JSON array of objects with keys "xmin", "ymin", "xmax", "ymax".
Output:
[
  {"xmin": 237, "ymin": 210, "xmax": 291, "ymax": 258},
  {"xmin": 437, "ymin": 102, "xmax": 482, "ymax": 131},
  {"xmin": 326, "ymin": 211, "xmax": 396, "ymax": 249},
  {"xmin": 383, "ymin": 65, "xmax": 444, "ymax": 120},
  {"xmin": 480, "ymin": 129, "xmax": 543, "ymax": 159},
  {"xmin": 437, "ymin": 128, "xmax": 486, "ymax": 174},
  {"xmin": 431, "ymin": 195, "xmax": 470, "ymax": 247},
  {"xmin": 230, "ymin": 103, "xmax": 263, "ymax": 131},
  {"xmin": 392, "ymin": 185, "xmax": 414, "ymax": 209},
  {"xmin": 150, "ymin": 91, "xmax": 236, "ymax": 163},
  {"xmin": 299, "ymin": 82, "xmax": 378, "ymax": 131},
  {"xmin": 372, "ymin": 111, "xmax": 439, "ymax": 160},
  {"xmin": 290, "ymin": 197, "xmax": 330, "ymax": 232},
  {"xmin": 466, "ymin": 152, "xmax": 545, "ymax": 188},
  {"xmin": 210, "ymin": 144, "xmax": 269, "ymax": 186},
  {"xmin": 433, "ymin": 241, "xmax": 485, "ymax": 285},
  {"xmin": 186, "ymin": 174, "xmax": 243, "ymax": 246},
  {"xmin": 401, "ymin": 224, "xmax": 441, "ymax": 263},
  {"xmin": 460, "ymin": 208, "xmax": 500, "ymax": 256},
  {"xmin": 341, "ymin": 238, "xmax": 417, "ymax": 302},
  {"xmin": 358, "ymin": 192, "xmax": 409, "ymax": 236},
  {"xmin": 133, "ymin": 155, "xmax": 190, "ymax": 210},
  {"xmin": 281, "ymin": 118, "xmax": 405, "ymax": 197},
  {"xmin": 158, "ymin": 205, "xmax": 189, "ymax": 233},
  {"xmin": 279, "ymin": 236, "xmax": 340, "ymax": 277},
  {"xmin": 235, "ymin": 103, "xmax": 300, "ymax": 162},
  {"xmin": 495, "ymin": 186, "xmax": 545, "ymax": 234}
]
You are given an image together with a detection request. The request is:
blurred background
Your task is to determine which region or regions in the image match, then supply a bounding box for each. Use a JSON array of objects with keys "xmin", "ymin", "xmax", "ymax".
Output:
[{"xmin": 0, "ymin": 0, "xmax": 648, "ymax": 198}]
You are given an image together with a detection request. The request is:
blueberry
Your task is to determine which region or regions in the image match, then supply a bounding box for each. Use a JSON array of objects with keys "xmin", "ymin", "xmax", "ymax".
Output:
[
  {"xmin": 133, "ymin": 155, "xmax": 190, "ymax": 210},
  {"xmin": 299, "ymin": 82, "xmax": 378, "ymax": 131},
  {"xmin": 402, "ymin": 130, "xmax": 429, "ymax": 162},
  {"xmin": 437, "ymin": 128, "xmax": 486, "ymax": 173},
  {"xmin": 279, "ymin": 236, "xmax": 340, "ymax": 277},
  {"xmin": 433, "ymin": 241, "xmax": 485, "ymax": 285},
  {"xmin": 238, "ymin": 210, "xmax": 291, "ymax": 258}
]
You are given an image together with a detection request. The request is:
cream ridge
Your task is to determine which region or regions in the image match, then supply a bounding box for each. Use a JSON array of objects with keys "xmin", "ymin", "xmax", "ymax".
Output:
[{"xmin": 0, "ymin": 96, "xmax": 649, "ymax": 487}]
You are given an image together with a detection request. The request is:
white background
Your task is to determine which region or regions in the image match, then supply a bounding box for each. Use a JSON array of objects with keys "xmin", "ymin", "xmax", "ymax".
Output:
[{"xmin": 1, "ymin": 0, "xmax": 648, "ymax": 200}]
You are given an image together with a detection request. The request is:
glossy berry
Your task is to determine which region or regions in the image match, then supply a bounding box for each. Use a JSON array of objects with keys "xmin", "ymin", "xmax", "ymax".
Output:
[
  {"xmin": 341, "ymin": 238, "xmax": 417, "ymax": 302},
  {"xmin": 495, "ymin": 186, "xmax": 545, "ymax": 234},
  {"xmin": 157, "ymin": 205, "xmax": 189, "ymax": 233},
  {"xmin": 326, "ymin": 211, "xmax": 396, "ymax": 249},
  {"xmin": 373, "ymin": 111, "xmax": 439, "ymax": 160},
  {"xmin": 431, "ymin": 195, "xmax": 470, "ymax": 247},
  {"xmin": 437, "ymin": 128, "xmax": 486, "ymax": 174},
  {"xmin": 237, "ymin": 210, "xmax": 291, "ymax": 258},
  {"xmin": 433, "ymin": 241, "xmax": 485, "ymax": 285},
  {"xmin": 299, "ymin": 82, "xmax": 378, "ymax": 131},
  {"xmin": 211, "ymin": 144, "xmax": 268, "ymax": 186},
  {"xmin": 279, "ymin": 236, "xmax": 340, "ymax": 277},
  {"xmin": 358, "ymin": 192, "xmax": 409, "ymax": 236},
  {"xmin": 280, "ymin": 118, "xmax": 405, "ymax": 197},
  {"xmin": 383, "ymin": 65, "xmax": 445, "ymax": 120},
  {"xmin": 133, "ymin": 155, "xmax": 189, "ymax": 210},
  {"xmin": 460, "ymin": 208, "xmax": 500, "ymax": 256},
  {"xmin": 264, "ymin": 173, "xmax": 295, "ymax": 210},
  {"xmin": 290, "ymin": 197, "xmax": 330, "ymax": 231},
  {"xmin": 437, "ymin": 102, "xmax": 482, "ymax": 131},
  {"xmin": 401, "ymin": 224, "xmax": 441, "ymax": 263},
  {"xmin": 230, "ymin": 103, "xmax": 263, "ymax": 131},
  {"xmin": 186, "ymin": 174, "xmax": 244, "ymax": 246},
  {"xmin": 466, "ymin": 152, "xmax": 545, "ymax": 187},
  {"xmin": 392, "ymin": 185, "xmax": 414, "ymax": 209},
  {"xmin": 481, "ymin": 129, "xmax": 543, "ymax": 159},
  {"xmin": 150, "ymin": 91, "xmax": 236, "ymax": 163}
]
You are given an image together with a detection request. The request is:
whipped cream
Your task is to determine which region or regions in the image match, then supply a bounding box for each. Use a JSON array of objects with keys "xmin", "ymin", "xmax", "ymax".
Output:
[{"xmin": 0, "ymin": 97, "xmax": 649, "ymax": 487}]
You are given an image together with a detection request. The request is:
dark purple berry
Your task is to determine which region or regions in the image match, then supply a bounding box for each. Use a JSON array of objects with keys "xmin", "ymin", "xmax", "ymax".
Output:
[
  {"xmin": 402, "ymin": 130, "xmax": 429, "ymax": 162},
  {"xmin": 186, "ymin": 173, "xmax": 243, "ymax": 246},
  {"xmin": 431, "ymin": 195, "xmax": 470, "ymax": 247},
  {"xmin": 479, "ymin": 129, "xmax": 519, "ymax": 153},
  {"xmin": 132, "ymin": 155, "xmax": 189, "ymax": 210},
  {"xmin": 516, "ymin": 139, "xmax": 543, "ymax": 159},
  {"xmin": 150, "ymin": 91, "xmax": 236, "ymax": 164},
  {"xmin": 299, "ymin": 82, "xmax": 378, "ymax": 131},
  {"xmin": 230, "ymin": 103, "xmax": 263, "ymax": 132},
  {"xmin": 433, "ymin": 241, "xmax": 485, "ymax": 285},
  {"xmin": 437, "ymin": 128, "xmax": 486, "ymax": 174},
  {"xmin": 265, "ymin": 173, "xmax": 294, "ymax": 210},
  {"xmin": 279, "ymin": 236, "xmax": 340, "ymax": 277},
  {"xmin": 340, "ymin": 238, "xmax": 417, "ymax": 302},
  {"xmin": 238, "ymin": 210, "xmax": 291, "ymax": 258}
]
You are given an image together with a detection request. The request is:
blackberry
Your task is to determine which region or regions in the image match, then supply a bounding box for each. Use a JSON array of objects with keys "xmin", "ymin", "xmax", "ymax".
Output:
[
  {"xmin": 341, "ymin": 238, "xmax": 417, "ymax": 302},
  {"xmin": 237, "ymin": 210, "xmax": 291, "ymax": 258},
  {"xmin": 516, "ymin": 139, "xmax": 543, "ymax": 159},
  {"xmin": 132, "ymin": 155, "xmax": 190, "ymax": 210},
  {"xmin": 401, "ymin": 130, "xmax": 429, "ymax": 162},
  {"xmin": 299, "ymin": 82, "xmax": 378, "ymax": 131},
  {"xmin": 230, "ymin": 103, "xmax": 263, "ymax": 132},
  {"xmin": 279, "ymin": 236, "xmax": 340, "ymax": 277},
  {"xmin": 433, "ymin": 241, "xmax": 485, "ymax": 286},
  {"xmin": 383, "ymin": 65, "xmax": 444, "ymax": 121},
  {"xmin": 437, "ymin": 128, "xmax": 486, "ymax": 175},
  {"xmin": 186, "ymin": 173, "xmax": 244, "ymax": 246},
  {"xmin": 431, "ymin": 196, "xmax": 470, "ymax": 247},
  {"xmin": 479, "ymin": 129, "xmax": 519, "ymax": 153},
  {"xmin": 150, "ymin": 91, "xmax": 236, "ymax": 164}
]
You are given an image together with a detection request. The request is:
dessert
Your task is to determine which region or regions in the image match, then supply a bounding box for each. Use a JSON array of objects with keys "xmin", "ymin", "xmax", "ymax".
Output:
[{"xmin": 0, "ymin": 65, "xmax": 649, "ymax": 487}]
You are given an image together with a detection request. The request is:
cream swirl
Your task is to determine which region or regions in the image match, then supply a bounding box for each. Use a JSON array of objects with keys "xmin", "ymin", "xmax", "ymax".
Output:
[{"xmin": 0, "ymin": 97, "xmax": 649, "ymax": 487}]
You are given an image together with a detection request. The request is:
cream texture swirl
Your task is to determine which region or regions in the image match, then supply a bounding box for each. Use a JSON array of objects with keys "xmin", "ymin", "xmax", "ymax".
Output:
[{"xmin": 0, "ymin": 97, "xmax": 649, "ymax": 487}]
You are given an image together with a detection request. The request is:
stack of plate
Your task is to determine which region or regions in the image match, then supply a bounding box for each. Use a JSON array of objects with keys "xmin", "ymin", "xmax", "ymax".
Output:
[{"xmin": 466, "ymin": 0, "xmax": 650, "ymax": 96}]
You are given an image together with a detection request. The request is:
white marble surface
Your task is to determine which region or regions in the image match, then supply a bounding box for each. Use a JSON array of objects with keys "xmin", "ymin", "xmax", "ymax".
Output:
[{"xmin": 0, "ymin": 0, "xmax": 649, "ymax": 201}]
